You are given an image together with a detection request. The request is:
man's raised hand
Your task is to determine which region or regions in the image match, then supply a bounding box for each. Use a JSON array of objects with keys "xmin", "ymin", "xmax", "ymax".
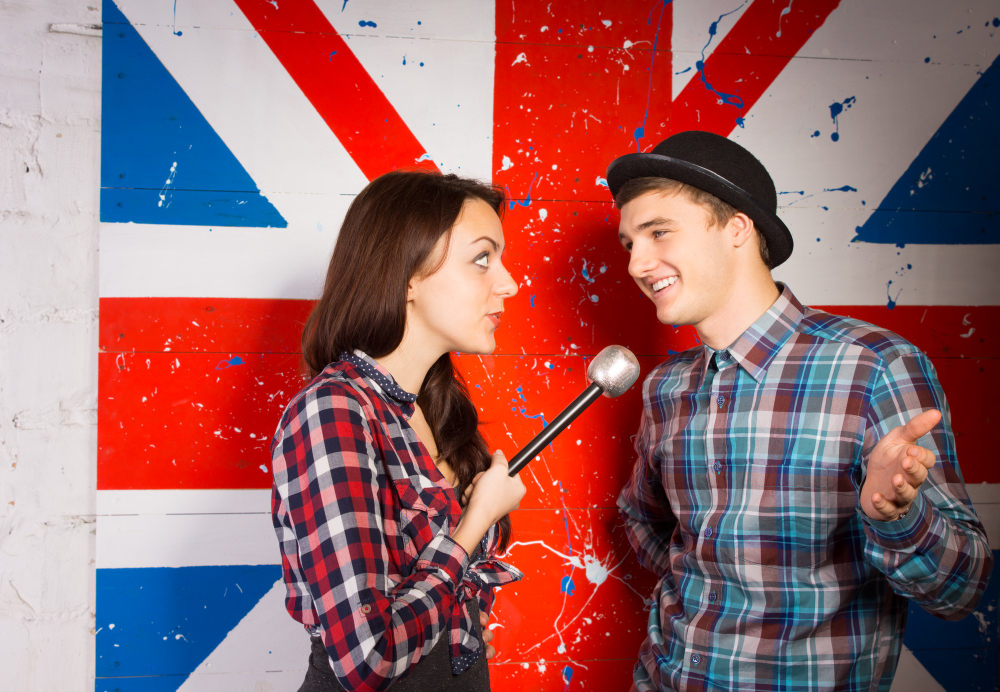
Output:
[{"xmin": 860, "ymin": 409, "xmax": 942, "ymax": 521}]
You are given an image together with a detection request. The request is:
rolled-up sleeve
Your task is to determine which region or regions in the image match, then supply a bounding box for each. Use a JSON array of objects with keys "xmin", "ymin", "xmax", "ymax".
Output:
[
  {"xmin": 860, "ymin": 351, "xmax": 992, "ymax": 620},
  {"xmin": 271, "ymin": 384, "xmax": 468, "ymax": 691}
]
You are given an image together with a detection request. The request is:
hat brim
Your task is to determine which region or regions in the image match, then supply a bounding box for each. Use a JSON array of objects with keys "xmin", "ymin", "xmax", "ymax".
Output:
[{"xmin": 606, "ymin": 153, "xmax": 793, "ymax": 267}]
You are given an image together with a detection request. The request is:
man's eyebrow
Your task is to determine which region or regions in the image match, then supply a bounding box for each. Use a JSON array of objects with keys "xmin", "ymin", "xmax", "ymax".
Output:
[
  {"xmin": 470, "ymin": 236, "xmax": 500, "ymax": 251},
  {"xmin": 636, "ymin": 216, "xmax": 680, "ymax": 231}
]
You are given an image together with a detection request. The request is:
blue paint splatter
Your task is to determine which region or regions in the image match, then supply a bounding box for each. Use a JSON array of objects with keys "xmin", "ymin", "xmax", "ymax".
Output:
[
  {"xmin": 342, "ymin": 0, "xmax": 349, "ymax": 10},
  {"xmin": 674, "ymin": 66, "xmax": 692, "ymax": 75},
  {"xmin": 735, "ymin": 117, "xmax": 745, "ymax": 128},
  {"xmin": 632, "ymin": 0, "xmax": 675, "ymax": 152},
  {"xmin": 172, "ymin": 0, "xmax": 182, "ymax": 36},
  {"xmin": 776, "ymin": 0, "xmax": 794, "ymax": 37},
  {"xmin": 530, "ymin": 295, "xmax": 536, "ymax": 307},
  {"xmin": 825, "ymin": 185, "xmax": 857, "ymax": 193},
  {"xmin": 506, "ymin": 172, "xmax": 538, "ymax": 209},
  {"xmin": 694, "ymin": 2, "xmax": 749, "ymax": 110},
  {"xmin": 560, "ymin": 575, "xmax": 576, "ymax": 596},
  {"xmin": 886, "ymin": 280, "xmax": 902, "ymax": 309},
  {"xmin": 829, "ymin": 96, "xmax": 856, "ymax": 142},
  {"xmin": 810, "ymin": 130, "xmax": 820, "ymax": 138},
  {"xmin": 358, "ymin": 20, "xmax": 377, "ymax": 28},
  {"xmin": 562, "ymin": 665, "xmax": 575, "ymax": 689},
  {"xmin": 402, "ymin": 55, "xmax": 406, "ymax": 65},
  {"xmin": 595, "ymin": 177, "xmax": 609, "ymax": 188},
  {"xmin": 328, "ymin": 51, "xmax": 337, "ymax": 60},
  {"xmin": 216, "ymin": 356, "xmax": 245, "ymax": 370}
]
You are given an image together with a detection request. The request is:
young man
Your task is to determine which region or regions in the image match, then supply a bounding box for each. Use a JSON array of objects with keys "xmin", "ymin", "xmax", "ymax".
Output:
[{"xmin": 607, "ymin": 131, "xmax": 992, "ymax": 691}]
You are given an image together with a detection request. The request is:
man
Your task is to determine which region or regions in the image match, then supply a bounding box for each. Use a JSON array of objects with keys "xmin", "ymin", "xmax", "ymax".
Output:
[{"xmin": 608, "ymin": 131, "xmax": 992, "ymax": 691}]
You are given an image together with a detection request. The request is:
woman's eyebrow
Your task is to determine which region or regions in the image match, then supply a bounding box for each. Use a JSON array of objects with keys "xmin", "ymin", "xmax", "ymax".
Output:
[{"xmin": 470, "ymin": 236, "xmax": 500, "ymax": 251}]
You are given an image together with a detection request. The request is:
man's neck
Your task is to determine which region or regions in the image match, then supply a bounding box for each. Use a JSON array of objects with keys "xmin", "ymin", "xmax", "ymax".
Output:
[{"xmin": 695, "ymin": 271, "xmax": 781, "ymax": 351}]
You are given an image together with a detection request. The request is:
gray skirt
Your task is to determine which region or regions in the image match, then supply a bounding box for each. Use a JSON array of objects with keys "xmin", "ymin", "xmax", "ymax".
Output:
[{"xmin": 297, "ymin": 598, "xmax": 490, "ymax": 692}]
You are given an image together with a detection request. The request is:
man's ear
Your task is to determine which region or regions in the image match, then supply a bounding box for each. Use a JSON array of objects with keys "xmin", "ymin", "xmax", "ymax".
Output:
[{"xmin": 728, "ymin": 212, "xmax": 755, "ymax": 249}]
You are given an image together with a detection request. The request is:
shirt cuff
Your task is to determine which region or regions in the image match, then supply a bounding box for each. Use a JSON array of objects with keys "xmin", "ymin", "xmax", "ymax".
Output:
[
  {"xmin": 415, "ymin": 533, "xmax": 470, "ymax": 589},
  {"xmin": 861, "ymin": 490, "xmax": 932, "ymax": 550}
]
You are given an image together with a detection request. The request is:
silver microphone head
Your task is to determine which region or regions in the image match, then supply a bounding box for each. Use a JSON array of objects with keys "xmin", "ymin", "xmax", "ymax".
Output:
[{"xmin": 587, "ymin": 345, "xmax": 640, "ymax": 398}]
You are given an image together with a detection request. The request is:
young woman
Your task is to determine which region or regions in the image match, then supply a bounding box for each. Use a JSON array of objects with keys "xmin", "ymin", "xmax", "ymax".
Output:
[{"xmin": 270, "ymin": 170, "xmax": 527, "ymax": 692}]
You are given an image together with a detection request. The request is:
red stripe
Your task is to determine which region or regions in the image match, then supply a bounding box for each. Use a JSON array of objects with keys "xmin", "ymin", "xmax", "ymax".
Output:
[
  {"xmin": 668, "ymin": 0, "xmax": 843, "ymax": 136},
  {"xmin": 233, "ymin": 0, "xmax": 438, "ymax": 180},
  {"xmin": 99, "ymin": 297, "xmax": 999, "ymax": 361},
  {"xmin": 97, "ymin": 346, "xmax": 999, "ymax": 490}
]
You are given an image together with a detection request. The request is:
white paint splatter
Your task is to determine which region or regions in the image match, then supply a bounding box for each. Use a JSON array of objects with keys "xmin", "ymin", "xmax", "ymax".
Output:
[
  {"xmin": 158, "ymin": 161, "xmax": 178, "ymax": 208},
  {"xmin": 511, "ymin": 52, "xmax": 529, "ymax": 66},
  {"xmin": 539, "ymin": 208, "xmax": 548, "ymax": 222},
  {"xmin": 501, "ymin": 155, "xmax": 514, "ymax": 171}
]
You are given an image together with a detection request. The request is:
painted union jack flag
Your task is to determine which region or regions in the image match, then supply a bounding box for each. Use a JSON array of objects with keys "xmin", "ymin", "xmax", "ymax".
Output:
[{"xmin": 96, "ymin": 0, "xmax": 999, "ymax": 690}]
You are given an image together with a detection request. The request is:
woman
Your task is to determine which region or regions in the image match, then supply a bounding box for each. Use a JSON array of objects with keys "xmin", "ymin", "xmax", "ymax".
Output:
[{"xmin": 270, "ymin": 170, "xmax": 527, "ymax": 692}]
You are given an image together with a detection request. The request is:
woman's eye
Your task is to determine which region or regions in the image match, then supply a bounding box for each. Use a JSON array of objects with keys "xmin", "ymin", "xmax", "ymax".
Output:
[{"xmin": 474, "ymin": 253, "xmax": 490, "ymax": 268}]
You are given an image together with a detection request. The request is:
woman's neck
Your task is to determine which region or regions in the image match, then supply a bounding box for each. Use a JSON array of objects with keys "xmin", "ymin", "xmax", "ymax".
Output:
[{"xmin": 374, "ymin": 328, "xmax": 445, "ymax": 396}]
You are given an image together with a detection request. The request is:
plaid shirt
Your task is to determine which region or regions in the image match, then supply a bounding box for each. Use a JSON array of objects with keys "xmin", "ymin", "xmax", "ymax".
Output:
[
  {"xmin": 618, "ymin": 284, "xmax": 991, "ymax": 692},
  {"xmin": 271, "ymin": 351, "xmax": 522, "ymax": 691}
]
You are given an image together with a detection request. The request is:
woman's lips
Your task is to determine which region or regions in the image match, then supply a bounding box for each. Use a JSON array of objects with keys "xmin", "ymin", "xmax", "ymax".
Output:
[{"xmin": 488, "ymin": 312, "xmax": 502, "ymax": 328}]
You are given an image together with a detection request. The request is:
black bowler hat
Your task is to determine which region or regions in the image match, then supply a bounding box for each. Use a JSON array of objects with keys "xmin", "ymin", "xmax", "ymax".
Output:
[{"xmin": 605, "ymin": 131, "xmax": 794, "ymax": 267}]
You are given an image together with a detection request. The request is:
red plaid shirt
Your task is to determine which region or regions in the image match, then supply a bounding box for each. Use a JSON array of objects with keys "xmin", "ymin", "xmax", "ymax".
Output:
[{"xmin": 271, "ymin": 351, "xmax": 521, "ymax": 691}]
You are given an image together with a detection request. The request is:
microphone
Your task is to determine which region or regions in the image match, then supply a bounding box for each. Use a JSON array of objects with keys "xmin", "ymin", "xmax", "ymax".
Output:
[{"xmin": 507, "ymin": 345, "xmax": 641, "ymax": 476}]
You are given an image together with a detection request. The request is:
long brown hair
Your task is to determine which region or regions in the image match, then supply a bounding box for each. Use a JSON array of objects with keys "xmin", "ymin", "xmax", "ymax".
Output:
[{"xmin": 302, "ymin": 170, "xmax": 512, "ymax": 550}]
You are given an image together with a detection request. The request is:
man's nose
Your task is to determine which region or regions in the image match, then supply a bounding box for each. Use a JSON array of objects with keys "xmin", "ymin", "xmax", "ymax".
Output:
[{"xmin": 628, "ymin": 243, "xmax": 657, "ymax": 279}]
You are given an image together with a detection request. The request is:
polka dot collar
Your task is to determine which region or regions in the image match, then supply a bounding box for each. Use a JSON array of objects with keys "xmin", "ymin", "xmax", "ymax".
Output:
[{"xmin": 339, "ymin": 350, "xmax": 418, "ymax": 404}]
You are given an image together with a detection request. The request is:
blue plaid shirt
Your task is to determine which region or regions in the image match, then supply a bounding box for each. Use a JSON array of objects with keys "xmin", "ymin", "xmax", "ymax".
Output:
[{"xmin": 618, "ymin": 284, "xmax": 991, "ymax": 692}]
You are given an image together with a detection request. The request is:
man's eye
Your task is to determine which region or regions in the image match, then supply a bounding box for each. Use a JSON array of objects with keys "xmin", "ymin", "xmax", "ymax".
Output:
[
  {"xmin": 653, "ymin": 230, "xmax": 667, "ymax": 238},
  {"xmin": 474, "ymin": 253, "xmax": 490, "ymax": 268}
]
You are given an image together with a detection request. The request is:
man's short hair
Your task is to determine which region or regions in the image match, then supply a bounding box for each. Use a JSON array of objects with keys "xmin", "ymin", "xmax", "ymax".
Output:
[{"xmin": 614, "ymin": 177, "xmax": 773, "ymax": 270}]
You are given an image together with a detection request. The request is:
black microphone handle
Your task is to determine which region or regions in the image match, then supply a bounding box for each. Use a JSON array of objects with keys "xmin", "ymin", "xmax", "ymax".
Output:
[{"xmin": 507, "ymin": 382, "xmax": 604, "ymax": 476}]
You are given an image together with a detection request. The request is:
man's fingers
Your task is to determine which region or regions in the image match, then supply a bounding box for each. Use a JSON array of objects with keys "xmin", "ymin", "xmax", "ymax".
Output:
[
  {"xmin": 485, "ymin": 644, "xmax": 496, "ymax": 660},
  {"xmin": 870, "ymin": 492, "xmax": 896, "ymax": 520},
  {"xmin": 901, "ymin": 456, "xmax": 929, "ymax": 487},
  {"xmin": 899, "ymin": 409, "xmax": 942, "ymax": 444},
  {"xmin": 482, "ymin": 628, "xmax": 493, "ymax": 645},
  {"xmin": 892, "ymin": 473, "xmax": 918, "ymax": 505},
  {"xmin": 906, "ymin": 445, "xmax": 936, "ymax": 469},
  {"xmin": 479, "ymin": 612, "xmax": 489, "ymax": 628}
]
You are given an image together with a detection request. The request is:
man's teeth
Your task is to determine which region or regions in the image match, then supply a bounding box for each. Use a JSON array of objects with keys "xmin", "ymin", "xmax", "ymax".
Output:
[{"xmin": 652, "ymin": 276, "xmax": 678, "ymax": 292}]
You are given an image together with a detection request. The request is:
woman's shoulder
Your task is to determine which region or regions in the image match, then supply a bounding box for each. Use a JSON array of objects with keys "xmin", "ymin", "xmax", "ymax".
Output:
[{"xmin": 278, "ymin": 365, "xmax": 379, "ymax": 431}]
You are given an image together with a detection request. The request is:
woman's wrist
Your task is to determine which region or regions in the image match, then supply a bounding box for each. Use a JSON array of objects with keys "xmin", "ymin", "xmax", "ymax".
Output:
[{"xmin": 452, "ymin": 505, "xmax": 492, "ymax": 556}]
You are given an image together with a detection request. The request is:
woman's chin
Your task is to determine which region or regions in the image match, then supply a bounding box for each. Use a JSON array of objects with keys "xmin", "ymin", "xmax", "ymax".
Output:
[{"xmin": 454, "ymin": 334, "xmax": 497, "ymax": 356}]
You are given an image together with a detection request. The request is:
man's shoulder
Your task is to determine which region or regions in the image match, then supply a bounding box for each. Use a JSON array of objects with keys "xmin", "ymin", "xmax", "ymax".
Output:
[
  {"xmin": 797, "ymin": 306, "xmax": 921, "ymax": 365},
  {"xmin": 643, "ymin": 347, "xmax": 704, "ymax": 391}
]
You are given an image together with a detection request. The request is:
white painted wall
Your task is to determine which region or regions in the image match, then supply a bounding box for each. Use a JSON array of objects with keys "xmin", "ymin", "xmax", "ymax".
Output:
[{"xmin": 0, "ymin": 2, "xmax": 102, "ymax": 690}]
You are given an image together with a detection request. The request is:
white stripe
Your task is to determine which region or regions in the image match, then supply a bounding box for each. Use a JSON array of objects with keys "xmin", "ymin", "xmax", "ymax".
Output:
[
  {"xmin": 97, "ymin": 489, "xmax": 270, "ymax": 516},
  {"xmin": 97, "ymin": 513, "xmax": 277, "ymax": 568}
]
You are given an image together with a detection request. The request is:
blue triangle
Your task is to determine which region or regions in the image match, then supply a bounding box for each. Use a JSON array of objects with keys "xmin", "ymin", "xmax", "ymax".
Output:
[
  {"xmin": 95, "ymin": 565, "xmax": 282, "ymax": 691},
  {"xmin": 853, "ymin": 53, "xmax": 999, "ymax": 246},
  {"xmin": 101, "ymin": 0, "xmax": 286, "ymax": 227}
]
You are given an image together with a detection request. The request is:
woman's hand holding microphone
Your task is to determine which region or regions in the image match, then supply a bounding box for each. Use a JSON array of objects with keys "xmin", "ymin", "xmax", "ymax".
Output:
[{"xmin": 452, "ymin": 450, "xmax": 525, "ymax": 558}]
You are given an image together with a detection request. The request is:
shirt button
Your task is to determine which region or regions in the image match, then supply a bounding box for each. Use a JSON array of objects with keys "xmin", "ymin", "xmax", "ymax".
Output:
[
  {"xmin": 713, "ymin": 461, "xmax": 722, "ymax": 473},
  {"xmin": 360, "ymin": 604, "xmax": 372, "ymax": 614},
  {"xmin": 709, "ymin": 590, "xmax": 717, "ymax": 603},
  {"xmin": 719, "ymin": 351, "xmax": 730, "ymax": 361},
  {"xmin": 717, "ymin": 395, "xmax": 725, "ymax": 408},
  {"xmin": 691, "ymin": 653, "xmax": 702, "ymax": 665},
  {"xmin": 704, "ymin": 527, "xmax": 713, "ymax": 538}
]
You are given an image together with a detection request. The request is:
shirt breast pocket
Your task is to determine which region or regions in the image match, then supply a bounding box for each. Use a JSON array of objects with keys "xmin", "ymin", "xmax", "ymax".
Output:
[
  {"xmin": 720, "ymin": 450, "xmax": 856, "ymax": 571},
  {"xmin": 393, "ymin": 478, "xmax": 454, "ymax": 568}
]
